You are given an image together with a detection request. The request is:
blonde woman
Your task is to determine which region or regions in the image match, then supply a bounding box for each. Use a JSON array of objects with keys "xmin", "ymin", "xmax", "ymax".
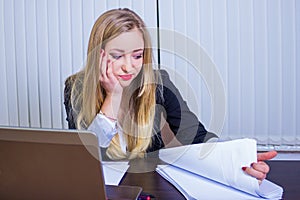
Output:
[{"xmin": 64, "ymin": 8, "xmax": 276, "ymax": 182}]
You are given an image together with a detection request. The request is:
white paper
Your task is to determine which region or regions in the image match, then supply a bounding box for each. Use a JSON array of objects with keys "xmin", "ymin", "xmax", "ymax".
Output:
[
  {"xmin": 102, "ymin": 161, "xmax": 129, "ymax": 185},
  {"xmin": 157, "ymin": 165, "xmax": 262, "ymax": 200},
  {"xmin": 158, "ymin": 139, "xmax": 283, "ymax": 199}
]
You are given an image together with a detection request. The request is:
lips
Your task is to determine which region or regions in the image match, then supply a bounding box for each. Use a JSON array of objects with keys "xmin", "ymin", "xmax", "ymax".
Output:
[{"xmin": 119, "ymin": 74, "xmax": 133, "ymax": 81}]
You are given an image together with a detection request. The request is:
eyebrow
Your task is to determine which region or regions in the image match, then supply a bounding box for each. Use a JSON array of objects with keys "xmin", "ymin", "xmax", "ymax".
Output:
[{"xmin": 109, "ymin": 48, "xmax": 144, "ymax": 53}]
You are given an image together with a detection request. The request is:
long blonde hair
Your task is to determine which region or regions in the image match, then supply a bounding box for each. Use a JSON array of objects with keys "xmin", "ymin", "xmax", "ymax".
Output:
[{"xmin": 70, "ymin": 8, "xmax": 157, "ymax": 159}]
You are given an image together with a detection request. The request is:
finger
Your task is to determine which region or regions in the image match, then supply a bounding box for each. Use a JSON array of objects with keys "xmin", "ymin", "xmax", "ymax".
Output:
[
  {"xmin": 100, "ymin": 50, "xmax": 107, "ymax": 79},
  {"xmin": 99, "ymin": 49, "xmax": 104, "ymax": 74},
  {"xmin": 258, "ymin": 180, "xmax": 262, "ymax": 185},
  {"xmin": 251, "ymin": 161, "xmax": 270, "ymax": 174},
  {"xmin": 257, "ymin": 150, "xmax": 277, "ymax": 161},
  {"xmin": 106, "ymin": 59, "xmax": 113, "ymax": 78},
  {"xmin": 242, "ymin": 166, "xmax": 266, "ymax": 181}
]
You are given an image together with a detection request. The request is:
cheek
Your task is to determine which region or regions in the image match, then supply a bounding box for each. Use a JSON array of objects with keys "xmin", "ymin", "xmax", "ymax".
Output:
[
  {"xmin": 111, "ymin": 61, "xmax": 122, "ymax": 73},
  {"xmin": 133, "ymin": 59, "xmax": 143, "ymax": 68}
]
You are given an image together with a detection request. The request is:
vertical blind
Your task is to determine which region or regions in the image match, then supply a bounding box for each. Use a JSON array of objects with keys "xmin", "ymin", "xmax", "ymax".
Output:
[
  {"xmin": 0, "ymin": 0, "xmax": 157, "ymax": 129},
  {"xmin": 0, "ymin": 0, "xmax": 299, "ymax": 147},
  {"xmin": 158, "ymin": 0, "xmax": 300, "ymax": 147}
]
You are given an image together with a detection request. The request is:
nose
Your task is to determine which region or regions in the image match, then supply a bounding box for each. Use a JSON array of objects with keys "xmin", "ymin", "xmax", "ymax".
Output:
[
  {"xmin": 121, "ymin": 64, "xmax": 128, "ymax": 72},
  {"xmin": 121, "ymin": 55, "xmax": 133, "ymax": 72}
]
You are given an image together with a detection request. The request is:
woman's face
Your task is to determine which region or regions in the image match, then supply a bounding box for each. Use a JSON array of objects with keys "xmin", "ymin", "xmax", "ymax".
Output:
[{"xmin": 104, "ymin": 28, "xmax": 144, "ymax": 88}]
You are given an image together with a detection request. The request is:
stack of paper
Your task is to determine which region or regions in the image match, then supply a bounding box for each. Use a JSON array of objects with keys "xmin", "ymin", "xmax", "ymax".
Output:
[{"xmin": 156, "ymin": 139, "xmax": 283, "ymax": 199}]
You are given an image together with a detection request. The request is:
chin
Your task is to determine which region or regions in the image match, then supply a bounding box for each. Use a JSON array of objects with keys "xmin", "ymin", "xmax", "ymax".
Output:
[{"xmin": 119, "ymin": 80, "xmax": 132, "ymax": 88}]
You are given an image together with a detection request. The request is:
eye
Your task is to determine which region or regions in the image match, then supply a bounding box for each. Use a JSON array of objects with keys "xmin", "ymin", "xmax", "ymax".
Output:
[
  {"xmin": 109, "ymin": 53, "xmax": 122, "ymax": 60},
  {"xmin": 133, "ymin": 53, "xmax": 143, "ymax": 59}
]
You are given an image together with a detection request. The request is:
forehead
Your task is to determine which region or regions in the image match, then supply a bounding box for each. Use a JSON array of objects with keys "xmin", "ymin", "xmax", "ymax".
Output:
[{"xmin": 105, "ymin": 29, "xmax": 144, "ymax": 52}]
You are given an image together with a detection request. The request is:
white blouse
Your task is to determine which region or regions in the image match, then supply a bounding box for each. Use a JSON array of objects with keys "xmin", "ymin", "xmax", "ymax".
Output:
[{"xmin": 87, "ymin": 113, "xmax": 127, "ymax": 154}]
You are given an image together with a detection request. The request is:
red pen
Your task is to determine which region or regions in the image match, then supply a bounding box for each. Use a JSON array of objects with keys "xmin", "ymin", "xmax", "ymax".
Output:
[{"xmin": 138, "ymin": 192, "xmax": 155, "ymax": 200}]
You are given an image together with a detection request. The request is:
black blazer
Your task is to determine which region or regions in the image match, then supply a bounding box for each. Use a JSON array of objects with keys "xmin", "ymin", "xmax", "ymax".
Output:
[{"xmin": 64, "ymin": 69, "xmax": 217, "ymax": 153}]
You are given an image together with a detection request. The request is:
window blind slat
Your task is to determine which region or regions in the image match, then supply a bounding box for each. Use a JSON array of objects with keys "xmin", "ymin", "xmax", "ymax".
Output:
[
  {"xmin": 25, "ymin": 0, "xmax": 40, "ymax": 128},
  {"xmin": 36, "ymin": 0, "xmax": 52, "ymax": 128},
  {"xmin": 14, "ymin": 0, "xmax": 29, "ymax": 127},
  {"xmin": 48, "ymin": 0, "xmax": 62, "ymax": 128},
  {"xmin": 4, "ymin": 0, "xmax": 19, "ymax": 126},
  {"xmin": 0, "ymin": 0, "xmax": 9, "ymax": 126}
]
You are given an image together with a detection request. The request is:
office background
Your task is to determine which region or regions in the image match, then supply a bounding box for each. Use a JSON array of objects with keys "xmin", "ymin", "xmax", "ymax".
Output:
[{"xmin": 0, "ymin": 0, "xmax": 299, "ymax": 150}]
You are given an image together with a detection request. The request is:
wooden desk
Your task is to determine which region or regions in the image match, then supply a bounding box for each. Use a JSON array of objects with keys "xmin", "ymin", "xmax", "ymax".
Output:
[
  {"xmin": 120, "ymin": 160, "xmax": 299, "ymax": 199},
  {"xmin": 267, "ymin": 161, "xmax": 300, "ymax": 200}
]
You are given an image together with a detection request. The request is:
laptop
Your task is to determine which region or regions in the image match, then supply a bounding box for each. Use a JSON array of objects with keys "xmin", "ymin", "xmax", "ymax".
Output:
[{"xmin": 0, "ymin": 126, "xmax": 142, "ymax": 200}]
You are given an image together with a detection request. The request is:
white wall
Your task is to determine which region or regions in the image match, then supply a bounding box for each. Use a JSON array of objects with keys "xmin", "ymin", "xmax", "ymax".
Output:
[{"xmin": 0, "ymin": 0, "xmax": 299, "ymax": 147}]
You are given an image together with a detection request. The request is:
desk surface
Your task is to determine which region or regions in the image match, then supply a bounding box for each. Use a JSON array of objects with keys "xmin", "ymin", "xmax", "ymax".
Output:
[{"xmin": 120, "ymin": 160, "xmax": 299, "ymax": 199}]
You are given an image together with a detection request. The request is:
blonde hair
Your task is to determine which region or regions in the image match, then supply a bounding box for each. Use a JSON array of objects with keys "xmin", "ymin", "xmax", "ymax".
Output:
[{"xmin": 69, "ymin": 8, "xmax": 157, "ymax": 160}]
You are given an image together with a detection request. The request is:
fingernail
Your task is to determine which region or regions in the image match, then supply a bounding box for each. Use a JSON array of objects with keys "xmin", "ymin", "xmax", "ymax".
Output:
[{"xmin": 242, "ymin": 167, "xmax": 247, "ymax": 171}]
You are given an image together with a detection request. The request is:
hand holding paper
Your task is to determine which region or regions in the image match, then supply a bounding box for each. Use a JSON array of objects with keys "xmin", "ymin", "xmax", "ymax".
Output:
[
  {"xmin": 243, "ymin": 151, "xmax": 277, "ymax": 184},
  {"xmin": 157, "ymin": 139, "xmax": 283, "ymax": 199}
]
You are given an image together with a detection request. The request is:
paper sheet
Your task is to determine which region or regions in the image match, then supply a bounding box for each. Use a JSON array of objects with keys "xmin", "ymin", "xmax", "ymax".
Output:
[
  {"xmin": 157, "ymin": 165, "xmax": 262, "ymax": 200},
  {"xmin": 102, "ymin": 161, "xmax": 129, "ymax": 185},
  {"xmin": 157, "ymin": 138, "xmax": 283, "ymax": 199}
]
